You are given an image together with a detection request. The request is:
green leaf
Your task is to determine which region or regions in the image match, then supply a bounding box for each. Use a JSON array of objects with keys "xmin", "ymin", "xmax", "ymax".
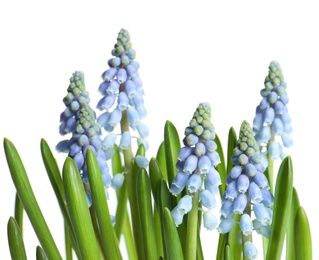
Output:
[
  {"xmin": 111, "ymin": 145, "xmax": 127, "ymax": 239},
  {"xmin": 62, "ymin": 157, "xmax": 100, "ymax": 260},
  {"xmin": 156, "ymin": 141, "xmax": 168, "ymax": 181},
  {"xmin": 286, "ymin": 187, "xmax": 300, "ymax": 259},
  {"xmin": 154, "ymin": 204, "xmax": 164, "ymax": 258},
  {"xmin": 225, "ymin": 244, "xmax": 233, "ymax": 260},
  {"xmin": 40, "ymin": 139, "xmax": 65, "ymax": 211},
  {"xmin": 136, "ymin": 167, "xmax": 158, "ymax": 259},
  {"xmin": 266, "ymin": 156, "xmax": 293, "ymax": 260},
  {"xmin": 157, "ymin": 179, "xmax": 173, "ymax": 213},
  {"xmin": 294, "ymin": 206, "xmax": 312, "ymax": 260},
  {"xmin": 162, "ymin": 208, "xmax": 184, "ymax": 260},
  {"xmin": 86, "ymin": 148, "xmax": 122, "ymax": 260},
  {"xmin": 4, "ymin": 138, "xmax": 62, "ymax": 260},
  {"xmin": 14, "ymin": 193, "xmax": 24, "ymax": 235},
  {"xmin": 129, "ymin": 144, "xmax": 146, "ymax": 260},
  {"xmin": 36, "ymin": 246, "xmax": 48, "ymax": 260},
  {"xmin": 149, "ymin": 157, "xmax": 164, "ymax": 206},
  {"xmin": 7, "ymin": 217, "xmax": 27, "ymax": 260},
  {"xmin": 226, "ymin": 127, "xmax": 237, "ymax": 173},
  {"xmin": 214, "ymin": 133, "xmax": 226, "ymax": 195},
  {"xmin": 164, "ymin": 120, "xmax": 181, "ymax": 187},
  {"xmin": 64, "ymin": 223, "xmax": 73, "ymax": 260},
  {"xmin": 216, "ymin": 233, "xmax": 227, "ymax": 260},
  {"xmin": 40, "ymin": 139, "xmax": 80, "ymax": 257},
  {"xmin": 111, "ymin": 146, "xmax": 138, "ymax": 260}
]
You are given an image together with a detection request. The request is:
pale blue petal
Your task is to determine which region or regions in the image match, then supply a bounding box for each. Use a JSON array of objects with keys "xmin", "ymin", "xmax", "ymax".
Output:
[
  {"xmin": 200, "ymin": 190, "xmax": 217, "ymax": 209},
  {"xmin": 198, "ymin": 155, "xmax": 211, "ymax": 174},
  {"xmin": 248, "ymin": 182, "xmax": 263, "ymax": 203},
  {"xmin": 111, "ymin": 174, "xmax": 125, "ymax": 189},
  {"xmin": 178, "ymin": 146, "xmax": 193, "ymax": 161},
  {"xmin": 240, "ymin": 214, "xmax": 253, "ymax": 236},
  {"xmin": 119, "ymin": 131, "xmax": 131, "ymax": 150},
  {"xmin": 183, "ymin": 155, "xmax": 198, "ymax": 174},
  {"xmin": 244, "ymin": 241, "xmax": 258, "ymax": 260},
  {"xmin": 218, "ymin": 218, "xmax": 236, "ymax": 234},
  {"xmin": 135, "ymin": 155, "xmax": 149, "ymax": 168},
  {"xmin": 203, "ymin": 211, "xmax": 218, "ymax": 230},
  {"xmin": 233, "ymin": 194, "xmax": 248, "ymax": 214},
  {"xmin": 187, "ymin": 173, "xmax": 202, "ymax": 193}
]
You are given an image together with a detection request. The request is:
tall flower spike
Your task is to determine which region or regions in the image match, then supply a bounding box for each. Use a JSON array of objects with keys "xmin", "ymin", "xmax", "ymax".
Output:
[
  {"xmin": 57, "ymin": 71, "xmax": 114, "ymax": 206},
  {"xmin": 218, "ymin": 121, "xmax": 274, "ymax": 259},
  {"xmin": 170, "ymin": 103, "xmax": 221, "ymax": 229},
  {"xmin": 253, "ymin": 61, "xmax": 292, "ymax": 160},
  {"xmin": 97, "ymin": 28, "xmax": 149, "ymax": 154}
]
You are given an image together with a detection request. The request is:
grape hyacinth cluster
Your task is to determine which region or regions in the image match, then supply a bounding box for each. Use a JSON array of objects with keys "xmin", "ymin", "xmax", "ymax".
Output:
[
  {"xmin": 170, "ymin": 103, "xmax": 221, "ymax": 230},
  {"xmin": 218, "ymin": 121, "xmax": 274, "ymax": 259},
  {"xmin": 253, "ymin": 61, "xmax": 292, "ymax": 160},
  {"xmin": 57, "ymin": 71, "xmax": 121, "ymax": 206},
  {"xmin": 96, "ymin": 29, "xmax": 149, "ymax": 156}
]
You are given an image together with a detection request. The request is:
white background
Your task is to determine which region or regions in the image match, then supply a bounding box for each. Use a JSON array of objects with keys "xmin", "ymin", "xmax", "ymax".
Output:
[{"xmin": 0, "ymin": 1, "xmax": 318, "ymax": 259}]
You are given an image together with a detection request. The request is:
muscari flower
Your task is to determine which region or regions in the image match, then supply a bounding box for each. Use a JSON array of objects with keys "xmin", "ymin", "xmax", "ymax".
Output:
[
  {"xmin": 96, "ymin": 29, "xmax": 149, "ymax": 162},
  {"xmin": 57, "ymin": 71, "xmax": 119, "ymax": 213},
  {"xmin": 218, "ymin": 121, "xmax": 274, "ymax": 260},
  {"xmin": 170, "ymin": 103, "xmax": 221, "ymax": 230},
  {"xmin": 253, "ymin": 61, "xmax": 292, "ymax": 160}
]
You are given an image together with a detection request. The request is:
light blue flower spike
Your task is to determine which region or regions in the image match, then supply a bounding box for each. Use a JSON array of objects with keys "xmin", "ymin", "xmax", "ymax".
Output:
[
  {"xmin": 57, "ymin": 71, "xmax": 114, "ymax": 207},
  {"xmin": 169, "ymin": 103, "xmax": 221, "ymax": 229},
  {"xmin": 96, "ymin": 28, "xmax": 149, "ymax": 157},
  {"xmin": 253, "ymin": 61, "xmax": 292, "ymax": 160},
  {"xmin": 219, "ymin": 121, "xmax": 274, "ymax": 251}
]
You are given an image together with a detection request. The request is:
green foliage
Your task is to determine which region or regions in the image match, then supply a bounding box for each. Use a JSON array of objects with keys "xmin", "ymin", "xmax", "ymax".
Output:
[{"xmin": 266, "ymin": 156, "xmax": 293, "ymax": 260}]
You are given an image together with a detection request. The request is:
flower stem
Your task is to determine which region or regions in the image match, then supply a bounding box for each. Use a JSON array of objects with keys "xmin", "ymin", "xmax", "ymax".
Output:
[
  {"xmin": 185, "ymin": 191, "xmax": 199, "ymax": 260},
  {"xmin": 267, "ymin": 130, "xmax": 276, "ymax": 193},
  {"xmin": 263, "ymin": 131, "xmax": 276, "ymax": 257}
]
